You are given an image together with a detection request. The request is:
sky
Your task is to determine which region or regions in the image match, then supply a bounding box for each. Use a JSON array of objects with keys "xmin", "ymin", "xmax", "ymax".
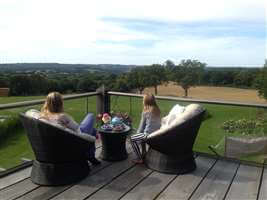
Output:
[{"xmin": 0, "ymin": 0, "xmax": 266, "ymax": 67}]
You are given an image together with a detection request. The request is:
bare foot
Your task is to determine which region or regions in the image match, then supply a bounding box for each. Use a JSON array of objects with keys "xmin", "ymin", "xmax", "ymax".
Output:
[{"xmin": 132, "ymin": 159, "xmax": 143, "ymax": 164}]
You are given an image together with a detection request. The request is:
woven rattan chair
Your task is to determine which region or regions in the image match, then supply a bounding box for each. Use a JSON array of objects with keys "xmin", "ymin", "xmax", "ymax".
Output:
[
  {"xmin": 144, "ymin": 104, "xmax": 205, "ymax": 174},
  {"xmin": 20, "ymin": 113, "xmax": 92, "ymax": 186}
]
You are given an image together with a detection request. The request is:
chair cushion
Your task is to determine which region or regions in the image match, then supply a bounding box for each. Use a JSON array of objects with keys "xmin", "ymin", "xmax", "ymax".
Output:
[
  {"xmin": 39, "ymin": 117, "xmax": 96, "ymax": 142},
  {"xmin": 25, "ymin": 109, "xmax": 41, "ymax": 119},
  {"xmin": 169, "ymin": 104, "xmax": 203, "ymax": 127},
  {"xmin": 161, "ymin": 104, "xmax": 185, "ymax": 128},
  {"xmin": 152, "ymin": 104, "xmax": 204, "ymax": 138},
  {"xmin": 25, "ymin": 111, "xmax": 70, "ymax": 133},
  {"xmin": 181, "ymin": 104, "xmax": 204, "ymax": 121},
  {"xmin": 167, "ymin": 104, "xmax": 185, "ymax": 126}
]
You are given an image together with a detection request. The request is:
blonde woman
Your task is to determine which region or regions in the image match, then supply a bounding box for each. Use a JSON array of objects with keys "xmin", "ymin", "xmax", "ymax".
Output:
[
  {"xmin": 130, "ymin": 93, "xmax": 161, "ymax": 164},
  {"xmin": 40, "ymin": 92, "xmax": 101, "ymax": 165}
]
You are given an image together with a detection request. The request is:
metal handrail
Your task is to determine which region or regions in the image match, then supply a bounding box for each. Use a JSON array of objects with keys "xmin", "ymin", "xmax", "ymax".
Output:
[
  {"xmin": 0, "ymin": 92, "xmax": 100, "ymax": 110},
  {"xmin": 1, "ymin": 91, "xmax": 266, "ymax": 111},
  {"xmin": 108, "ymin": 91, "xmax": 267, "ymax": 108}
]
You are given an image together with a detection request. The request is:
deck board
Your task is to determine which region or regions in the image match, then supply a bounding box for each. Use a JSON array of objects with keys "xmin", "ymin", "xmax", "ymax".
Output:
[
  {"xmin": 15, "ymin": 159, "xmax": 112, "ymax": 200},
  {"xmin": 50, "ymin": 152, "xmax": 136, "ymax": 200},
  {"xmin": 0, "ymin": 139, "xmax": 102, "ymax": 193},
  {"xmin": 120, "ymin": 171, "xmax": 176, "ymax": 200},
  {"xmin": 89, "ymin": 165, "xmax": 152, "ymax": 200},
  {"xmin": 190, "ymin": 159, "xmax": 239, "ymax": 200},
  {"xmin": 14, "ymin": 142, "xmax": 118, "ymax": 200},
  {"xmin": 0, "ymin": 147, "xmax": 265, "ymax": 200},
  {"xmin": 225, "ymin": 164, "xmax": 262, "ymax": 200},
  {"xmin": 0, "ymin": 178, "xmax": 38, "ymax": 200},
  {"xmin": 259, "ymin": 166, "xmax": 267, "ymax": 200},
  {"xmin": 156, "ymin": 156, "xmax": 216, "ymax": 200},
  {"xmin": 0, "ymin": 167, "xmax": 31, "ymax": 190}
]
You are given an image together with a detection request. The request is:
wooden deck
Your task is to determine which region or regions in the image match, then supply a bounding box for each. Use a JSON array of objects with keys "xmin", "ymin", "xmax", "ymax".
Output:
[{"xmin": 1, "ymin": 140, "xmax": 267, "ymax": 200}]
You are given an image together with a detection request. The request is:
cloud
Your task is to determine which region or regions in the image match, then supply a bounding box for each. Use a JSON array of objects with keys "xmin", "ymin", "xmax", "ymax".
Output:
[{"xmin": 0, "ymin": 0, "xmax": 265, "ymax": 66}]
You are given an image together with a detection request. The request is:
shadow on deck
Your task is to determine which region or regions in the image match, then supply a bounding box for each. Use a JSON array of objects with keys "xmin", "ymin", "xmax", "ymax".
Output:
[{"xmin": 0, "ymin": 139, "xmax": 267, "ymax": 200}]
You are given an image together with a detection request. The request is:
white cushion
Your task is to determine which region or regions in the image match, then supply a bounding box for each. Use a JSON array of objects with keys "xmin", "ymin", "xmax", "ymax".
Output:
[
  {"xmin": 169, "ymin": 104, "xmax": 185, "ymax": 116},
  {"xmin": 164, "ymin": 104, "xmax": 185, "ymax": 126},
  {"xmin": 160, "ymin": 104, "xmax": 202, "ymax": 130},
  {"xmin": 181, "ymin": 104, "xmax": 203, "ymax": 121},
  {"xmin": 149, "ymin": 104, "xmax": 204, "ymax": 139},
  {"xmin": 25, "ymin": 109, "xmax": 41, "ymax": 119}
]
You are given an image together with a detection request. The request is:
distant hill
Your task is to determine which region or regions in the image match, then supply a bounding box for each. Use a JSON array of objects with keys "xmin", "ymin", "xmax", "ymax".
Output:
[
  {"xmin": 0, "ymin": 63, "xmax": 140, "ymax": 74},
  {"xmin": 0, "ymin": 63, "xmax": 261, "ymax": 74},
  {"xmin": 206, "ymin": 66, "xmax": 261, "ymax": 71}
]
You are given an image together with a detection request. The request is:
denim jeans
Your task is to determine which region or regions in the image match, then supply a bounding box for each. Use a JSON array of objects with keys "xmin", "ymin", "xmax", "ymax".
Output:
[{"xmin": 79, "ymin": 113, "xmax": 97, "ymax": 158}]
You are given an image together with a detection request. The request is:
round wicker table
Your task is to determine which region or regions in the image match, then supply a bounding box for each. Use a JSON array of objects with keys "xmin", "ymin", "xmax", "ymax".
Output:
[{"xmin": 98, "ymin": 125, "xmax": 131, "ymax": 161}]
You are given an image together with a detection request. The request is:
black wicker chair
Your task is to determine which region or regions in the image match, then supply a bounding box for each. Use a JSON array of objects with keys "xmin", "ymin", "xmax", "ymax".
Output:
[
  {"xmin": 144, "ymin": 104, "xmax": 205, "ymax": 174},
  {"xmin": 20, "ymin": 113, "xmax": 93, "ymax": 186}
]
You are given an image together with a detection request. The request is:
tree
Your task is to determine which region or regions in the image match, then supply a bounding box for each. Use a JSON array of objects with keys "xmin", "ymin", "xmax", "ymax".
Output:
[
  {"xmin": 255, "ymin": 60, "xmax": 267, "ymax": 100},
  {"xmin": 77, "ymin": 77, "xmax": 98, "ymax": 92},
  {"xmin": 173, "ymin": 59, "xmax": 206, "ymax": 97},
  {"xmin": 127, "ymin": 67, "xmax": 149, "ymax": 94},
  {"xmin": 164, "ymin": 60, "xmax": 176, "ymax": 80},
  {"xmin": 146, "ymin": 64, "xmax": 167, "ymax": 95},
  {"xmin": 234, "ymin": 70, "xmax": 255, "ymax": 88},
  {"xmin": 29, "ymin": 74, "xmax": 49, "ymax": 95},
  {"xmin": 113, "ymin": 74, "xmax": 130, "ymax": 92},
  {"xmin": 9, "ymin": 75, "xmax": 32, "ymax": 96},
  {"xmin": 0, "ymin": 76, "xmax": 9, "ymax": 87}
]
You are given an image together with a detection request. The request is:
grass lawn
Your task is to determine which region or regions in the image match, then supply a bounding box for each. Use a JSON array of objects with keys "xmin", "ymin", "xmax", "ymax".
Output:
[
  {"xmin": 112, "ymin": 96, "xmax": 266, "ymax": 163},
  {"xmin": 0, "ymin": 95, "xmax": 266, "ymax": 169},
  {"xmin": 0, "ymin": 95, "xmax": 46, "ymax": 104},
  {"xmin": 0, "ymin": 96, "xmax": 98, "ymax": 169},
  {"xmin": 0, "ymin": 128, "xmax": 34, "ymax": 169}
]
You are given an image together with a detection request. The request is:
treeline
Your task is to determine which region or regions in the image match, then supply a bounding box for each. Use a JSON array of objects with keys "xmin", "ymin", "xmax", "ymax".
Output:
[
  {"xmin": 0, "ymin": 59, "xmax": 266, "ymax": 100},
  {"xmin": 0, "ymin": 63, "xmax": 136, "ymax": 74}
]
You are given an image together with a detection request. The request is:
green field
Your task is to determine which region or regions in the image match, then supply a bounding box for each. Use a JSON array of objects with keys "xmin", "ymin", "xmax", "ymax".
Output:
[{"xmin": 0, "ymin": 95, "xmax": 266, "ymax": 169}]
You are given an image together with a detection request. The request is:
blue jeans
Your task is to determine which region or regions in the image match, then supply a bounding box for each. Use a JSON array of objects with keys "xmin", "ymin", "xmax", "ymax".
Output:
[{"xmin": 79, "ymin": 113, "xmax": 96, "ymax": 158}]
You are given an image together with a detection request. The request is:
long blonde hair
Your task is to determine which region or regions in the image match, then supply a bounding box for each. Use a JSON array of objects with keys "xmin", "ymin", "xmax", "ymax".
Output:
[
  {"xmin": 41, "ymin": 92, "xmax": 64, "ymax": 117},
  {"xmin": 143, "ymin": 93, "xmax": 160, "ymax": 117}
]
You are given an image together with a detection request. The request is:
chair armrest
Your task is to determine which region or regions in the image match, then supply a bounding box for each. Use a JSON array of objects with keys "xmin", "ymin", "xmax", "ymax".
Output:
[
  {"xmin": 75, "ymin": 129, "xmax": 96, "ymax": 143},
  {"xmin": 36, "ymin": 116, "xmax": 96, "ymax": 143},
  {"xmin": 50, "ymin": 124, "xmax": 96, "ymax": 143}
]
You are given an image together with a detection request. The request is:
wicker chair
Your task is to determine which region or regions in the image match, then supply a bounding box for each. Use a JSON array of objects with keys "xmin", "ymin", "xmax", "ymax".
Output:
[
  {"xmin": 144, "ymin": 104, "xmax": 205, "ymax": 174},
  {"xmin": 20, "ymin": 113, "xmax": 93, "ymax": 186}
]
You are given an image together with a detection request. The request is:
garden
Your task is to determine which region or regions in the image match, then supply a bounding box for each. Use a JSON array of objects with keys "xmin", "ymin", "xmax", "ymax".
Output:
[{"xmin": 0, "ymin": 94, "xmax": 267, "ymax": 170}]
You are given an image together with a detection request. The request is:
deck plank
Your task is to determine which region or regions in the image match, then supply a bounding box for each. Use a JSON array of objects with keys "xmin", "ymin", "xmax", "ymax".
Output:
[
  {"xmin": 50, "ymin": 153, "xmax": 136, "ymax": 200},
  {"xmin": 89, "ymin": 164, "xmax": 152, "ymax": 200},
  {"xmin": 0, "ymin": 178, "xmax": 38, "ymax": 200},
  {"xmin": 15, "ymin": 144, "xmax": 108, "ymax": 200},
  {"xmin": 0, "ymin": 139, "xmax": 102, "ymax": 192},
  {"xmin": 156, "ymin": 156, "xmax": 216, "ymax": 200},
  {"xmin": 16, "ymin": 160, "xmax": 112, "ymax": 200},
  {"xmin": 259, "ymin": 166, "xmax": 267, "ymax": 200},
  {"xmin": 225, "ymin": 164, "xmax": 262, "ymax": 200},
  {"xmin": 190, "ymin": 159, "xmax": 239, "ymax": 200},
  {"xmin": 120, "ymin": 171, "xmax": 176, "ymax": 200},
  {"xmin": 0, "ymin": 167, "xmax": 31, "ymax": 190},
  {"xmin": 1, "ymin": 143, "xmax": 265, "ymax": 200}
]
